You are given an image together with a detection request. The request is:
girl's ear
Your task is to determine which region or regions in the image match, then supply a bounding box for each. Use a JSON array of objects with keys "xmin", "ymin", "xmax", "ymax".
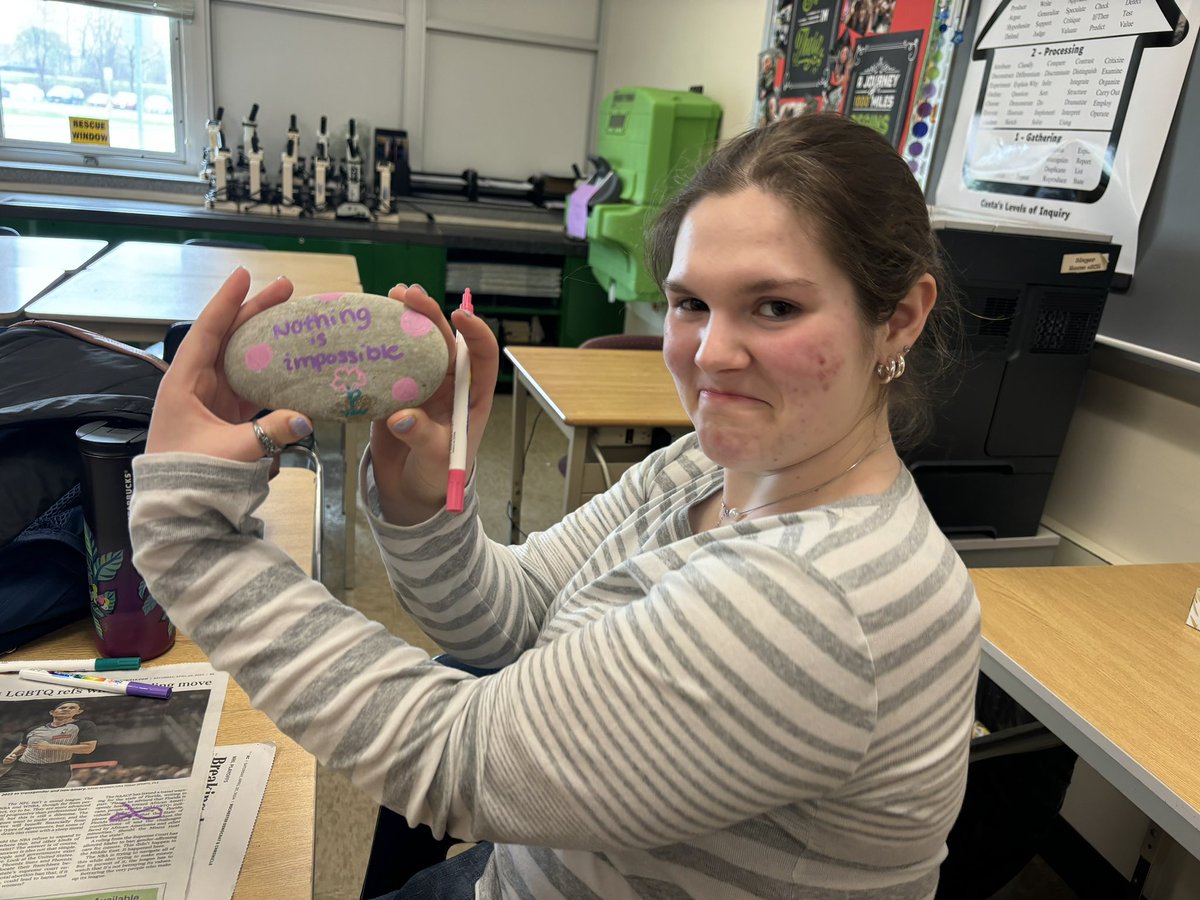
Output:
[{"xmin": 884, "ymin": 273, "xmax": 937, "ymax": 354}]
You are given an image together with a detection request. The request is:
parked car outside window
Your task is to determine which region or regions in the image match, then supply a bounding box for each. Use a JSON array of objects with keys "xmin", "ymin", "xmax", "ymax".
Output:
[
  {"xmin": 47, "ymin": 85, "xmax": 85, "ymax": 104},
  {"xmin": 143, "ymin": 95, "xmax": 172, "ymax": 115}
]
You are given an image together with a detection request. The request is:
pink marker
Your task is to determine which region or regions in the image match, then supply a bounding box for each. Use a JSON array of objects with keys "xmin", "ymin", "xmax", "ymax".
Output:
[{"xmin": 446, "ymin": 288, "xmax": 473, "ymax": 513}]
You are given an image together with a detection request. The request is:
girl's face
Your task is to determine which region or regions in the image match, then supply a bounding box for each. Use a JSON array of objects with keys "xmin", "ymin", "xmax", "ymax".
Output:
[{"xmin": 662, "ymin": 187, "xmax": 884, "ymax": 475}]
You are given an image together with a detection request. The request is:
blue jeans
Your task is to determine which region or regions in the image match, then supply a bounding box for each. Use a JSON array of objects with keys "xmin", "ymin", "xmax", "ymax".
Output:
[{"xmin": 372, "ymin": 842, "xmax": 494, "ymax": 900}]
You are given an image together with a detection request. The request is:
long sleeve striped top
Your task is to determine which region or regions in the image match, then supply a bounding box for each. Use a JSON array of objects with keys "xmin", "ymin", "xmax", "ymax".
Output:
[{"xmin": 130, "ymin": 432, "xmax": 980, "ymax": 899}]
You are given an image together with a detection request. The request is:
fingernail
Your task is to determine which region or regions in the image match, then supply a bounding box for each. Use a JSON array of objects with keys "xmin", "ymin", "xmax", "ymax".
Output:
[
  {"xmin": 391, "ymin": 416, "xmax": 415, "ymax": 434},
  {"xmin": 291, "ymin": 417, "xmax": 312, "ymax": 438},
  {"xmin": 409, "ymin": 283, "xmax": 423, "ymax": 293}
]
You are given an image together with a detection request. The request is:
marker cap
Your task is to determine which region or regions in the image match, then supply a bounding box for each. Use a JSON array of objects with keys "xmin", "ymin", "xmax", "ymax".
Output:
[
  {"xmin": 446, "ymin": 470, "xmax": 466, "ymax": 514},
  {"xmin": 127, "ymin": 681, "xmax": 173, "ymax": 700},
  {"xmin": 96, "ymin": 657, "xmax": 141, "ymax": 671}
]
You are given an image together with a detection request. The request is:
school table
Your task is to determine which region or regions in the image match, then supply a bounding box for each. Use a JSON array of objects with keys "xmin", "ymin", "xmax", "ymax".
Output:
[
  {"xmin": 971, "ymin": 562, "xmax": 1200, "ymax": 865},
  {"xmin": 22, "ymin": 240, "xmax": 361, "ymax": 344},
  {"xmin": 16, "ymin": 466, "xmax": 319, "ymax": 899},
  {"xmin": 25, "ymin": 241, "xmax": 364, "ymax": 590},
  {"xmin": 0, "ymin": 235, "xmax": 109, "ymax": 322},
  {"xmin": 504, "ymin": 345, "xmax": 693, "ymax": 543}
]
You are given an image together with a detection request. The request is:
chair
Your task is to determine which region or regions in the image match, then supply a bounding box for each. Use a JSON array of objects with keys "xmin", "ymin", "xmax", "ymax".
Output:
[
  {"xmin": 935, "ymin": 676, "xmax": 1075, "ymax": 900},
  {"xmin": 577, "ymin": 333, "xmax": 664, "ymax": 352},
  {"xmin": 555, "ymin": 334, "xmax": 667, "ymax": 488},
  {"xmin": 0, "ymin": 226, "xmax": 19, "ymax": 236},
  {"xmin": 162, "ymin": 321, "xmax": 192, "ymax": 365},
  {"xmin": 181, "ymin": 238, "xmax": 267, "ymax": 250}
]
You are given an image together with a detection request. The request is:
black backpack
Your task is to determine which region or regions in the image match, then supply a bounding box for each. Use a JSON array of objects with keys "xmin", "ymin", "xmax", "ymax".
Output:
[{"xmin": 0, "ymin": 321, "xmax": 166, "ymax": 652}]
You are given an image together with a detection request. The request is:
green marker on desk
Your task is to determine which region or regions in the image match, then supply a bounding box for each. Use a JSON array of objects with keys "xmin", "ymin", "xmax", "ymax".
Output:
[{"xmin": 0, "ymin": 656, "xmax": 140, "ymax": 673}]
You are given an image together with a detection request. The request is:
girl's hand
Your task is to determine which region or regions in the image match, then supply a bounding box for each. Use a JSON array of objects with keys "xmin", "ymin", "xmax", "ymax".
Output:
[
  {"xmin": 368, "ymin": 284, "xmax": 500, "ymax": 524},
  {"xmin": 146, "ymin": 268, "xmax": 314, "ymax": 459}
]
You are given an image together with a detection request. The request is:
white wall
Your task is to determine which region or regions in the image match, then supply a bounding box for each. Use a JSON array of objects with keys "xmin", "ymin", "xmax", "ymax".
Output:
[
  {"xmin": 1043, "ymin": 351, "xmax": 1200, "ymax": 565},
  {"xmin": 594, "ymin": 0, "xmax": 765, "ymax": 142}
]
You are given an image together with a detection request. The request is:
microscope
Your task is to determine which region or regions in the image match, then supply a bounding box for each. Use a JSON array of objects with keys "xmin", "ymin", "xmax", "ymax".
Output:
[
  {"xmin": 202, "ymin": 106, "xmax": 233, "ymax": 209},
  {"xmin": 278, "ymin": 113, "xmax": 305, "ymax": 214},
  {"xmin": 311, "ymin": 115, "xmax": 332, "ymax": 214},
  {"xmin": 234, "ymin": 103, "xmax": 266, "ymax": 206},
  {"xmin": 375, "ymin": 151, "xmax": 394, "ymax": 215},
  {"xmin": 336, "ymin": 118, "xmax": 372, "ymax": 219}
]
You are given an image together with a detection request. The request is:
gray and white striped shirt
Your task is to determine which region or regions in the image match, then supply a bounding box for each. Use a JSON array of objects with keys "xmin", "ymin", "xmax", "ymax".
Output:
[{"xmin": 131, "ymin": 433, "xmax": 979, "ymax": 899}]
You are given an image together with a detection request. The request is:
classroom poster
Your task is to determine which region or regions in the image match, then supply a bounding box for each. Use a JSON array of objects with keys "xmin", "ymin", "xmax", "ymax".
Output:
[
  {"xmin": 756, "ymin": 0, "xmax": 961, "ymax": 188},
  {"xmin": 845, "ymin": 31, "xmax": 924, "ymax": 146},
  {"xmin": 933, "ymin": 0, "xmax": 1196, "ymax": 274}
]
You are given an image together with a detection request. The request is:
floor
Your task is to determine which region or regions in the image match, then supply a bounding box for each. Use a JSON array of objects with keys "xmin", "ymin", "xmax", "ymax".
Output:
[{"xmin": 306, "ymin": 392, "xmax": 1082, "ymax": 900}]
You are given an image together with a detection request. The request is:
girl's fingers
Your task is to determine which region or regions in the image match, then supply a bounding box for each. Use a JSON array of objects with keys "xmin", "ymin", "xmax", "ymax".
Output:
[
  {"xmin": 245, "ymin": 410, "xmax": 315, "ymax": 461},
  {"xmin": 171, "ymin": 268, "xmax": 253, "ymax": 372},
  {"xmin": 228, "ymin": 275, "xmax": 295, "ymax": 333},
  {"xmin": 171, "ymin": 270, "xmax": 294, "ymax": 376},
  {"xmin": 452, "ymin": 307, "xmax": 500, "ymax": 403}
]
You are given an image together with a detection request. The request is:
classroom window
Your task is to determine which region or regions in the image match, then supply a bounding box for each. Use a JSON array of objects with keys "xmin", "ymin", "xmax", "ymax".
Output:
[{"xmin": 0, "ymin": 0, "xmax": 208, "ymax": 175}]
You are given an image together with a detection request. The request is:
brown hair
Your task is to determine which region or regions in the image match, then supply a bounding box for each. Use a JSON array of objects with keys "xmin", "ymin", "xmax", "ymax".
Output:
[{"xmin": 645, "ymin": 112, "xmax": 960, "ymax": 447}]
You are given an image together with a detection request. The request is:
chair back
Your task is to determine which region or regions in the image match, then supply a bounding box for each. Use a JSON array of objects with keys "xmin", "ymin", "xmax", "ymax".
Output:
[{"xmin": 579, "ymin": 333, "xmax": 663, "ymax": 351}]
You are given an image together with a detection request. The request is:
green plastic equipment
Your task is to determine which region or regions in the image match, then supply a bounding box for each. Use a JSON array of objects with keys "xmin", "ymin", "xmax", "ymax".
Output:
[{"xmin": 583, "ymin": 87, "xmax": 722, "ymax": 303}]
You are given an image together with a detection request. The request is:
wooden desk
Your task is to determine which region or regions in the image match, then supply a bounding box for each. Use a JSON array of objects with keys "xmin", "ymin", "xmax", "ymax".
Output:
[
  {"xmin": 0, "ymin": 235, "xmax": 109, "ymax": 321},
  {"xmin": 972, "ymin": 563, "xmax": 1200, "ymax": 862},
  {"xmin": 23, "ymin": 240, "xmax": 362, "ymax": 344},
  {"xmin": 16, "ymin": 466, "xmax": 318, "ymax": 899},
  {"xmin": 504, "ymin": 346, "xmax": 692, "ymax": 543},
  {"xmin": 26, "ymin": 241, "xmax": 363, "ymax": 590}
]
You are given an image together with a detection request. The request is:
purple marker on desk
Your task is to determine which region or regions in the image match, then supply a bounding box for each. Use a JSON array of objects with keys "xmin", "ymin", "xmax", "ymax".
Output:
[{"xmin": 18, "ymin": 669, "xmax": 172, "ymax": 700}]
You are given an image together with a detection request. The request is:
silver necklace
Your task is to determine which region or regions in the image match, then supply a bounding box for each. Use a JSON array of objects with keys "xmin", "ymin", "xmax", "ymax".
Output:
[{"xmin": 717, "ymin": 438, "xmax": 891, "ymax": 526}]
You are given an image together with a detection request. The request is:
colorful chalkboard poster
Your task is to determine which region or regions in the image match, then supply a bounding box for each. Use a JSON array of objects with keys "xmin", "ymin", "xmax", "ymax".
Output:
[
  {"xmin": 755, "ymin": 0, "xmax": 960, "ymax": 188},
  {"xmin": 783, "ymin": 0, "xmax": 843, "ymax": 94},
  {"xmin": 845, "ymin": 31, "xmax": 923, "ymax": 145},
  {"xmin": 934, "ymin": 0, "xmax": 1196, "ymax": 274}
]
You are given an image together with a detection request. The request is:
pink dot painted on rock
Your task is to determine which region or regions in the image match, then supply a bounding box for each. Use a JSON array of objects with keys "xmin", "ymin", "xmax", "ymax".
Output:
[
  {"xmin": 244, "ymin": 343, "xmax": 273, "ymax": 372},
  {"xmin": 400, "ymin": 309, "xmax": 434, "ymax": 337},
  {"xmin": 392, "ymin": 377, "xmax": 421, "ymax": 405},
  {"xmin": 313, "ymin": 292, "xmax": 345, "ymax": 302}
]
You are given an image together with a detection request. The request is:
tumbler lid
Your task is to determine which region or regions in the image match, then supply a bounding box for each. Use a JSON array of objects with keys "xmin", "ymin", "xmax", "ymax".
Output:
[{"xmin": 76, "ymin": 420, "xmax": 148, "ymax": 457}]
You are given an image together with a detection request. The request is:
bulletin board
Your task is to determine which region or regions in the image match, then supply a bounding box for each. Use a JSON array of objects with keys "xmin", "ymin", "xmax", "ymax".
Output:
[
  {"xmin": 757, "ymin": 0, "xmax": 967, "ymax": 189},
  {"xmin": 933, "ymin": 0, "xmax": 1196, "ymax": 276}
]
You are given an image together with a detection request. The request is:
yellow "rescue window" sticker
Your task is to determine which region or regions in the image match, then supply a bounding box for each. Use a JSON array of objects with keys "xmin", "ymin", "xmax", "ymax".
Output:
[{"xmin": 69, "ymin": 117, "xmax": 110, "ymax": 146}]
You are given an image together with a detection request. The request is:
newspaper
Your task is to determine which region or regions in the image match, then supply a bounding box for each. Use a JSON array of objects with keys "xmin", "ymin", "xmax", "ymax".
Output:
[
  {"xmin": 0, "ymin": 663, "xmax": 227, "ymax": 900},
  {"xmin": 188, "ymin": 743, "xmax": 275, "ymax": 900}
]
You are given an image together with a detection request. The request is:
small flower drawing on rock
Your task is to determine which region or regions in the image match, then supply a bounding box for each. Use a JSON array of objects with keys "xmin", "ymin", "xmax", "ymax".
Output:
[
  {"xmin": 331, "ymin": 366, "xmax": 368, "ymax": 393},
  {"xmin": 245, "ymin": 343, "xmax": 273, "ymax": 372}
]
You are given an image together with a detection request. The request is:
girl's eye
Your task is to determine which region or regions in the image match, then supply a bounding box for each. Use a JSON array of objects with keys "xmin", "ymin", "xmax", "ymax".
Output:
[
  {"xmin": 759, "ymin": 299, "xmax": 797, "ymax": 319},
  {"xmin": 673, "ymin": 297, "xmax": 708, "ymax": 313}
]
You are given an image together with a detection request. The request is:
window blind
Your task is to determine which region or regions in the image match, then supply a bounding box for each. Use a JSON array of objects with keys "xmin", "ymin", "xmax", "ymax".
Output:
[{"xmin": 73, "ymin": 0, "xmax": 196, "ymax": 20}]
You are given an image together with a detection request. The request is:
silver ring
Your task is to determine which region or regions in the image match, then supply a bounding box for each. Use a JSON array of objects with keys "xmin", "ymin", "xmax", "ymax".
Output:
[{"xmin": 252, "ymin": 420, "xmax": 284, "ymax": 457}]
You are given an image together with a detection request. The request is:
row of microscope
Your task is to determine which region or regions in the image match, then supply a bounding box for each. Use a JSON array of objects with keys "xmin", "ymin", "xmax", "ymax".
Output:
[{"xmin": 201, "ymin": 104, "xmax": 406, "ymax": 219}]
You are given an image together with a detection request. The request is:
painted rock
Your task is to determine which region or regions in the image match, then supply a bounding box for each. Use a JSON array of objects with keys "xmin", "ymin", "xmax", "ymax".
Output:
[{"xmin": 224, "ymin": 291, "xmax": 448, "ymax": 420}]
